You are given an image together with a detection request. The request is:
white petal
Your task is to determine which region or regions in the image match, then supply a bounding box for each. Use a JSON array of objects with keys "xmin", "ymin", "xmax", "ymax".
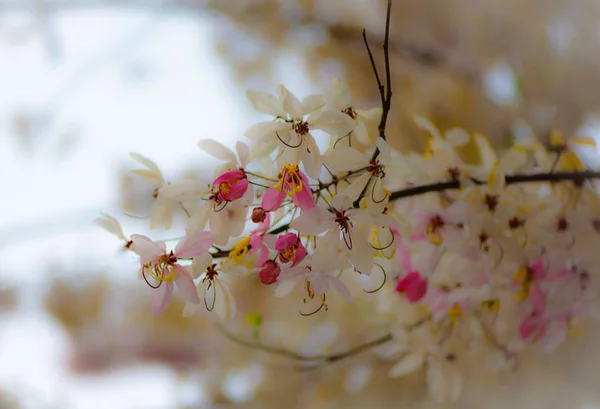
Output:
[
  {"xmin": 149, "ymin": 194, "xmax": 173, "ymax": 230},
  {"xmin": 214, "ymin": 278, "xmax": 236, "ymax": 322},
  {"xmin": 290, "ymin": 207, "xmax": 332, "ymax": 236},
  {"xmin": 246, "ymin": 89, "xmax": 282, "ymax": 116},
  {"xmin": 192, "ymin": 253, "xmax": 213, "ymax": 279},
  {"xmin": 357, "ymin": 107, "xmax": 381, "ymax": 120},
  {"xmin": 245, "ymin": 121, "xmax": 287, "ymax": 142},
  {"xmin": 347, "ymin": 229, "xmax": 374, "ymax": 274},
  {"xmin": 275, "ymin": 279, "xmax": 297, "ymax": 297},
  {"xmin": 353, "ymin": 120, "xmax": 372, "ymax": 145},
  {"xmin": 389, "ymin": 352, "xmax": 425, "ymax": 378},
  {"xmin": 130, "ymin": 152, "xmax": 163, "ymax": 179},
  {"xmin": 339, "ymin": 173, "xmax": 372, "ymax": 203},
  {"xmin": 426, "ymin": 358, "xmax": 447, "ymax": 403},
  {"xmin": 414, "ymin": 116, "xmax": 441, "ymax": 139},
  {"xmin": 322, "ymin": 147, "xmax": 367, "ymax": 172},
  {"xmin": 160, "ymin": 179, "xmax": 208, "ymax": 201},
  {"xmin": 328, "ymin": 276, "xmax": 353, "ymax": 304},
  {"xmin": 444, "ymin": 128, "xmax": 470, "ymax": 147},
  {"xmin": 130, "ymin": 169, "xmax": 163, "ymax": 186},
  {"xmin": 197, "ymin": 139, "xmax": 236, "ymax": 163},
  {"xmin": 301, "ymin": 94, "xmax": 326, "ymax": 115},
  {"xmin": 375, "ymin": 137, "xmax": 392, "ymax": 163},
  {"xmin": 236, "ymin": 141, "xmax": 250, "ymax": 167},
  {"xmin": 301, "ymin": 133, "xmax": 322, "ymax": 179},
  {"xmin": 331, "ymin": 77, "xmax": 351, "ymax": 108},
  {"xmin": 278, "ymin": 84, "xmax": 302, "ymax": 119},
  {"xmin": 175, "ymin": 230, "xmax": 214, "ymax": 258},
  {"xmin": 94, "ymin": 213, "xmax": 126, "ymax": 241},
  {"xmin": 185, "ymin": 202, "xmax": 212, "ymax": 233},
  {"xmin": 330, "ymin": 193, "xmax": 353, "ymax": 210},
  {"xmin": 308, "ymin": 110, "xmax": 355, "ymax": 136}
]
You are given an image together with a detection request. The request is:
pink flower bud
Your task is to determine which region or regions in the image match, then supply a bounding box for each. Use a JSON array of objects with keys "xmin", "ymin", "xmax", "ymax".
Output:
[
  {"xmin": 259, "ymin": 260, "xmax": 281, "ymax": 285},
  {"xmin": 251, "ymin": 207, "xmax": 267, "ymax": 223}
]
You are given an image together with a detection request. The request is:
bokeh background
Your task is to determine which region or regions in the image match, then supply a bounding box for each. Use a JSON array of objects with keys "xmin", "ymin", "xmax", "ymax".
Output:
[{"xmin": 4, "ymin": 0, "xmax": 600, "ymax": 408}]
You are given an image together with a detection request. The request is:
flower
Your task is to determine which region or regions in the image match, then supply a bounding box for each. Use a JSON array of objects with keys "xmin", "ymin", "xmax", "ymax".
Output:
[
  {"xmin": 94, "ymin": 212, "xmax": 130, "ymax": 247},
  {"xmin": 290, "ymin": 194, "xmax": 396, "ymax": 274},
  {"xmin": 262, "ymin": 163, "xmax": 315, "ymax": 212},
  {"xmin": 395, "ymin": 272, "xmax": 428, "ymax": 303},
  {"xmin": 130, "ymin": 230, "xmax": 213, "ymax": 316},
  {"xmin": 245, "ymin": 84, "xmax": 355, "ymax": 178},
  {"xmin": 130, "ymin": 153, "xmax": 176, "ymax": 230},
  {"xmin": 328, "ymin": 77, "xmax": 381, "ymax": 145},
  {"xmin": 259, "ymin": 260, "xmax": 281, "ymax": 285},
  {"xmin": 183, "ymin": 253, "xmax": 236, "ymax": 322},
  {"xmin": 275, "ymin": 233, "xmax": 307, "ymax": 267},
  {"xmin": 211, "ymin": 169, "xmax": 248, "ymax": 203}
]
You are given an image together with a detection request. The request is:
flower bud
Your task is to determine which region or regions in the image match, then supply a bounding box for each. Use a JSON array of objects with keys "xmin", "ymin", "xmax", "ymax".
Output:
[
  {"xmin": 251, "ymin": 207, "xmax": 267, "ymax": 223},
  {"xmin": 259, "ymin": 260, "xmax": 280, "ymax": 285}
]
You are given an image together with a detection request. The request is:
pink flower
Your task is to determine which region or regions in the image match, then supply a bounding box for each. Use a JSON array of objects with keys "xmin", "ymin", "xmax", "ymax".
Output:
[
  {"xmin": 395, "ymin": 272, "xmax": 428, "ymax": 303},
  {"xmin": 250, "ymin": 232, "xmax": 271, "ymax": 267},
  {"xmin": 131, "ymin": 231, "xmax": 213, "ymax": 316},
  {"xmin": 262, "ymin": 163, "xmax": 315, "ymax": 212},
  {"xmin": 211, "ymin": 169, "xmax": 248, "ymax": 203},
  {"xmin": 392, "ymin": 227, "xmax": 428, "ymax": 303},
  {"xmin": 275, "ymin": 233, "xmax": 307, "ymax": 267},
  {"xmin": 259, "ymin": 260, "xmax": 281, "ymax": 285}
]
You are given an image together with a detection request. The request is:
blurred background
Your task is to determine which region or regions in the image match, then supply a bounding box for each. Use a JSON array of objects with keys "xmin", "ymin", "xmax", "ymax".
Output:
[{"xmin": 4, "ymin": 0, "xmax": 600, "ymax": 408}]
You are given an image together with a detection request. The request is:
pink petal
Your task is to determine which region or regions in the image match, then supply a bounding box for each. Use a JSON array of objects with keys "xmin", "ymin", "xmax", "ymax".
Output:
[
  {"xmin": 529, "ymin": 284, "xmax": 546, "ymax": 314},
  {"xmin": 174, "ymin": 264, "xmax": 200, "ymax": 304},
  {"xmin": 520, "ymin": 314, "xmax": 544, "ymax": 341},
  {"xmin": 275, "ymin": 233, "xmax": 299, "ymax": 250},
  {"xmin": 131, "ymin": 234, "xmax": 165, "ymax": 264},
  {"xmin": 262, "ymin": 187, "xmax": 286, "ymax": 211},
  {"xmin": 222, "ymin": 178, "xmax": 248, "ymax": 201},
  {"xmin": 291, "ymin": 173, "xmax": 316, "ymax": 211},
  {"xmin": 395, "ymin": 272, "xmax": 420, "ymax": 293},
  {"xmin": 259, "ymin": 260, "xmax": 281, "ymax": 285},
  {"xmin": 529, "ymin": 257, "xmax": 547, "ymax": 280},
  {"xmin": 151, "ymin": 281, "xmax": 174, "ymax": 317},
  {"xmin": 393, "ymin": 233, "xmax": 413, "ymax": 273},
  {"xmin": 291, "ymin": 242, "xmax": 307, "ymax": 267},
  {"xmin": 213, "ymin": 169, "xmax": 245, "ymax": 185},
  {"xmin": 175, "ymin": 230, "xmax": 214, "ymax": 258},
  {"xmin": 406, "ymin": 277, "xmax": 428, "ymax": 303}
]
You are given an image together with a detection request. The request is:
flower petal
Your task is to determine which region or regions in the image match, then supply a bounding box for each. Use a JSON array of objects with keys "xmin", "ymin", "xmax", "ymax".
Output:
[
  {"xmin": 197, "ymin": 139, "xmax": 236, "ymax": 163},
  {"xmin": 175, "ymin": 230, "xmax": 214, "ymax": 258},
  {"xmin": 262, "ymin": 187, "xmax": 286, "ymax": 212},
  {"xmin": 301, "ymin": 94, "xmax": 326, "ymax": 115},
  {"xmin": 322, "ymin": 146, "xmax": 367, "ymax": 172},
  {"xmin": 290, "ymin": 207, "xmax": 332, "ymax": 236},
  {"xmin": 308, "ymin": 110, "xmax": 355, "ymax": 136},
  {"xmin": 130, "ymin": 234, "xmax": 165, "ymax": 263},
  {"xmin": 174, "ymin": 264, "xmax": 200, "ymax": 304},
  {"xmin": 151, "ymin": 282, "xmax": 174, "ymax": 317},
  {"xmin": 389, "ymin": 352, "xmax": 425, "ymax": 378},
  {"xmin": 246, "ymin": 89, "xmax": 282, "ymax": 116},
  {"xmin": 278, "ymin": 85, "xmax": 303, "ymax": 118},
  {"xmin": 160, "ymin": 179, "xmax": 208, "ymax": 201}
]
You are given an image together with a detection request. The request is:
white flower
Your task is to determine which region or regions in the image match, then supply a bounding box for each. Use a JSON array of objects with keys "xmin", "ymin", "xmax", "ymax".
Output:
[
  {"xmin": 182, "ymin": 253, "xmax": 236, "ymax": 322},
  {"xmin": 245, "ymin": 84, "xmax": 355, "ymax": 178},
  {"xmin": 290, "ymin": 194, "xmax": 395, "ymax": 274},
  {"xmin": 328, "ymin": 77, "xmax": 381, "ymax": 145},
  {"xmin": 130, "ymin": 152, "xmax": 175, "ymax": 230}
]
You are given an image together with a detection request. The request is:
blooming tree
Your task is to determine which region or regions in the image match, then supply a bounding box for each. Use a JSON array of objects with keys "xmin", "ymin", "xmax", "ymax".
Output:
[{"xmin": 96, "ymin": 1, "xmax": 600, "ymax": 403}]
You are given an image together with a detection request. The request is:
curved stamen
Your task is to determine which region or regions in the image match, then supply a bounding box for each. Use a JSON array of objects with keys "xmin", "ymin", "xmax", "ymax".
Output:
[
  {"xmin": 276, "ymin": 130, "xmax": 303, "ymax": 148},
  {"xmin": 369, "ymin": 227, "xmax": 395, "ymax": 251},
  {"xmin": 364, "ymin": 263, "xmax": 387, "ymax": 293},
  {"xmin": 300, "ymin": 294, "xmax": 327, "ymax": 316},
  {"xmin": 342, "ymin": 229, "xmax": 353, "ymax": 250},
  {"xmin": 142, "ymin": 267, "xmax": 162, "ymax": 289},
  {"xmin": 371, "ymin": 176, "xmax": 388, "ymax": 204},
  {"xmin": 332, "ymin": 131, "xmax": 353, "ymax": 149},
  {"xmin": 213, "ymin": 200, "xmax": 228, "ymax": 213},
  {"xmin": 204, "ymin": 281, "xmax": 217, "ymax": 312}
]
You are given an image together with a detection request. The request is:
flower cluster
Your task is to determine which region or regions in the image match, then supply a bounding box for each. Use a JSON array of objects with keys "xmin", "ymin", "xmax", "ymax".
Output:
[{"xmin": 95, "ymin": 14, "xmax": 600, "ymax": 402}]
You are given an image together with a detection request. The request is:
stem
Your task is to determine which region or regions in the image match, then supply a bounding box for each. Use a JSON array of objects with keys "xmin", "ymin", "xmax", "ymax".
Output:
[{"xmin": 388, "ymin": 171, "xmax": 600, "ymax": 201}]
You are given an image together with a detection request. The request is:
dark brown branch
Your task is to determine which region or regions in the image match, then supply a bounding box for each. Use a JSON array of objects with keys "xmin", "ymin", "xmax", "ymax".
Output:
[{"xmin": 389, "ymin": 171, "xmax": 600, "ymax": 201}]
